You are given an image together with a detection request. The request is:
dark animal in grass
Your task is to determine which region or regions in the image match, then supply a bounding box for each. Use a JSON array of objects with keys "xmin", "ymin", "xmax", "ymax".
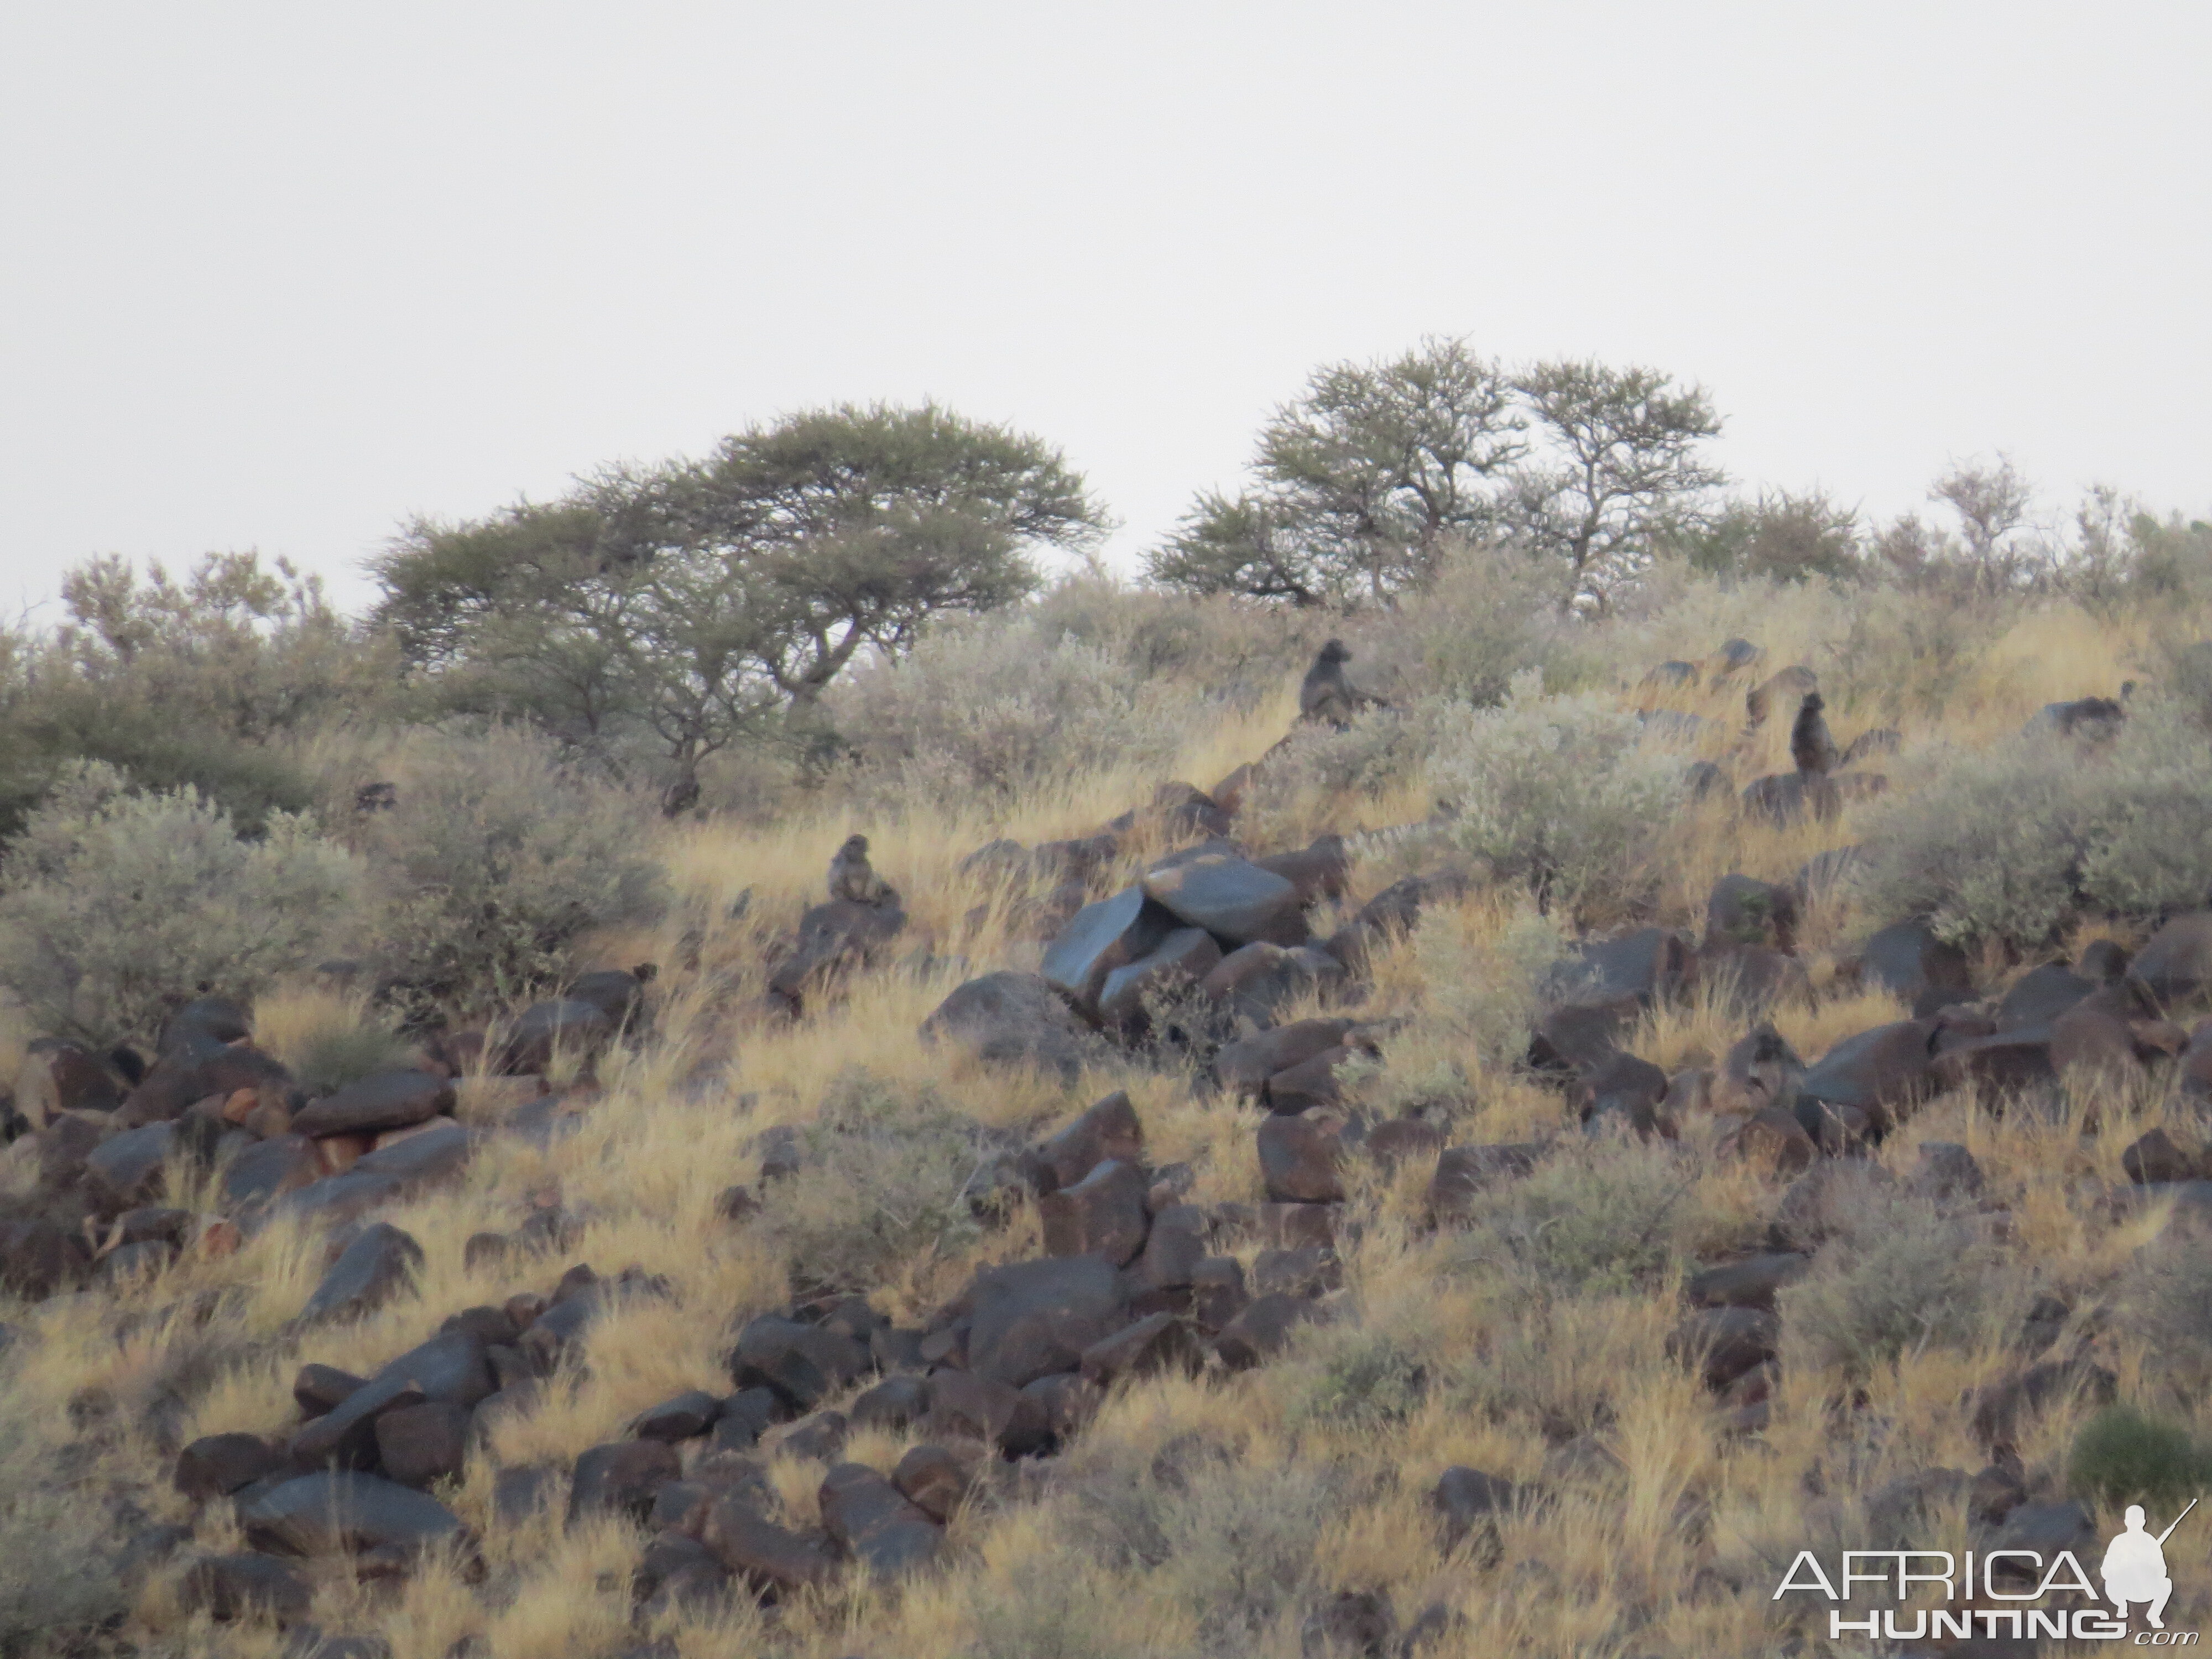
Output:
[{"xmin": 1300, "ymin": 640, "xmax": 1390, "ymax": 730}]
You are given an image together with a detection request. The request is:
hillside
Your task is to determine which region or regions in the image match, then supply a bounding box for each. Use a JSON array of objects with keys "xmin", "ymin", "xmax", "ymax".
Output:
[{"xmin": 6, "ymin": 545, "xmax": 2212, "ymax": 1659}]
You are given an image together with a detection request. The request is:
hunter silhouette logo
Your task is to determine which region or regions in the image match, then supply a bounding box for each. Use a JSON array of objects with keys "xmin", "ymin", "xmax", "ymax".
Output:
[
  {"xmin": 2105, "ymin": 1500, "xmax": 2195, "ymax": 1630},
  {"xmin": 1775, "ymin": 1494, "xmax": 2203, "ymax": 1645}
]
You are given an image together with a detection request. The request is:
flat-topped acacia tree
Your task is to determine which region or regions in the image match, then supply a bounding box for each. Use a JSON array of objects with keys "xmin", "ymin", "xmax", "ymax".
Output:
[{"xmin": 373, "ymin": 401, "xmax": 1104, "ymax": 813}]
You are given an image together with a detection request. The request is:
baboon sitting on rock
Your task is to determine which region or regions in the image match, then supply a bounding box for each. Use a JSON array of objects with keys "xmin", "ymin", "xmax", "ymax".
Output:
[
  {"xmin": 828, "ymin": 834, "xmax": 897, "ymax": 908},
  {"xmin": 1300, "ymin": 639, "xmax": 1391, "ymax": 730}
]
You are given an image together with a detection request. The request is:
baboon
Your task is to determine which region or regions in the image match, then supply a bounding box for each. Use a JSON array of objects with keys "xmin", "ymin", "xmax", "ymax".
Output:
[
  {"xmin": 1300, "ymin": 639, "xmax": 1388, "ymax": 729},
  {"xmin": 828, "ymin": 834, "xmax": 894, "ymax": 907},
  {"xmin": 2076, "ymin": 938, "xmax": 2131, "ymax": 985},
  {"xmin": 1718, "ymin": 1022, "xmax": 1804, "ymax": 1114},
  {"xmin": 1790, "ymin": 692, "xmax": 1839, "ymax": 776}
]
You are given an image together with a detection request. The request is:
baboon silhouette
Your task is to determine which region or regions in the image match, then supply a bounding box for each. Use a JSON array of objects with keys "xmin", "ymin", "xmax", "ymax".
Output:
[
  {"xmin": 1790, "ymin": 692, "xmax": 1839, "ymax": 776},
  {"xmin": 1300, "ymin": 639, "xmax": 1387, "ymax": 729},
  {"xmin": 828, "ymin": 834, "xmax": 894, "ymax": 906}
]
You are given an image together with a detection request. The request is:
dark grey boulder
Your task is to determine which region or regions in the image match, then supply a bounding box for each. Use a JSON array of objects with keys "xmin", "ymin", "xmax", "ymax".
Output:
[
  {"xmin": 291, "ymin": 1071, "xmax": 452, "ymax": 1139},
  {"xmin": 966, "ymin": 1255, "xmax": 1129, "ymax": 1387},
  {"xmin": 1141, "ymin": 853, "xmax": 1307, "ymax": 948},
  {"xmin": 299, "ymin": 1223, "xmax": 424, "ymax": 1325},
  {"xmin": 566, "ymin": 968, "xmax": 647, "ymax": 1026},
  {"xmin": 220, "ymin": 1135, "xmax": 320, "ymax": 1210},
  {"xmin": 1041, "ymin": 888, "xmax": 1182, "ymax": 1020},
  {"xmin": 568, "ymin": 1439, "xmax": 681, "ymax": 1525},
  {"xmin": 1996, "ymin": 962, "xmax": 2094, "ymax": 1029},
  {"xmin": 1038, "ymin": 1158, "xmax": 1150, "ymax": 1265},
  {"xmin": 1859, "ymin": 921, "xmax": 1975, "ymax": 1010},
  {"xmin": 817, "ymin": 1460, "xmax": 942, "ymax": 1577},
  {"xmin": 374, "ymin": 1402, "xmax": 469, "ymax": 1488},
  {"xmin": 633, "ymin": 1389, "xmax": 721, "ymax": 1443},
  {"xmin": 239, "ymin": 1471, "xmax": 466, "ymax": 1557},
  {"xmin": 765, "ymin": 900, "xmax": 908, "ymax": 1011},
  {"xmin": 2135, "ymin": 914, "xmax": 2212, "ymax": 1008},
  {"xmin": 1097, "ymin": 927, "xmax": 1223, "ymax": 1033},
  {"xmin": 181, "ymin": 1552, "xmax": 314, "ymax": 1621},
  {"xmin": 500, "ymin": 999, "xmax": 615, "ymax": 1074},
  {"xmin": 1214, "ymin": 1019, "xmax": 1355, "ymax": 1098},
  {"xmin": 84, "ymin": 1121, "xmax": 175, "ymax": 1213},
  {"xmin": 176, "ymin": 1433, "xmax": 288, "ymax": 1501},
  {"xmin": 1023, "ymin": 1090, "xmax": 1145, "ymax": 1194},
  {"xmin": 919, "ymin": 971, "xmax": 1098, "ymax": 1083},
  {"xmin": 728, "ymin": 1316, "xmax": 870, "ymax": 1411},
  {"xmin": 290, "ymin": 1331, "xmax": 494, "ymax": 1468},
  {"xmin": 1796, "ymin": 1020, "xmax": 1938, "ymax": 1136}
]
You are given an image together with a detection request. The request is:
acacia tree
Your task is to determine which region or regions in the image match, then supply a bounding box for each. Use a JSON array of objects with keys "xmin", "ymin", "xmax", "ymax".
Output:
[
  {"xmin": 1146, "ymin": 337, "xmax": 1525, "ymax": 604},
  {"xmin": 1507, "ymin": 361, "xmax": 1725, "ymax": 612},
  {"xmin": 373, "ymin": 403, "xmax": 1103, "ymax": 812}
]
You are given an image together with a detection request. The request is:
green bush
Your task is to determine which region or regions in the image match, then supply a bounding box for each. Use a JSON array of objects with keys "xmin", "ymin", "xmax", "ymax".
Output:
[
  {"xmin": 1240, "ymin": 702, "xmax": 1446, "ymax": 830},
  {"xmin": 1825, "ymin": 586, "xmax": 2008, "ymax": 724},
  {"xmin": 1409, "ymin": 901, "xmax": 1571, "ymax": 1077},
  {"xmin": 1285, "ymin": 1327, "xmax": 1428, "ymax": 1432},
  {"xmin": 754, "ymin": 1071, "xmax": 1001, "ymax": 1295},
  {"xmin": 0, "ymin": 682, "xmax": 321, "ymax": 843},
  {"xmin": 358, "ymin": 728, "xmax": 662, "ymax": 1014},
  {"xmin": 2070, "ymin": 1406, "xmax": 2212, "ymax": 1516},
  {"xmin": 1448, "ymin": 1140, "xmax": 1699, "ymax": 1297},
  {"xmin": 1775, "ymin": 1198, "xmax": 2006, "ymax": 1380},
  {"xmin": 0, "ymin": 763, "xmax": 360, "ymax": 1048},
  {"xmin": 1382, "ymin": 539, "xmax": 1583, "ymax": 706},
  {"xmin": 1429, "ymin": 671, "xmax": 1682, "ymax": 917},
  {"xmin": 1057, "ymin": 1448, "xmax": 1347, "ymax": 1648},
  {"xmin": 826, "ymin": 611, "xmax": 1203, "ymax": 812},
  {"xmin": 2120, "ymin": 1237, "xmax": 2212, "ymax": 1379},
  {"xmin": 1027, "ymin": 567, "xmax": 1317, "ymax": 700},
  {"xmin": 0, "ymin": 1411, "xmax": 129, "ymax": 1652},
  {"xmin": 1855, "ymin": 700, "xmax": 2212, "ymax": 947},
  {"xmin": 290, "ymin": 1014, "xmax": 416, "ymax": 1097}
]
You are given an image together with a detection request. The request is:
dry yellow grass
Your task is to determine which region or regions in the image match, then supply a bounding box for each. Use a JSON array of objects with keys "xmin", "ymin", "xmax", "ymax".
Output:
[{"xmin": 9, "ymin": 588, "xmax": 2212, "ymax": 1659}]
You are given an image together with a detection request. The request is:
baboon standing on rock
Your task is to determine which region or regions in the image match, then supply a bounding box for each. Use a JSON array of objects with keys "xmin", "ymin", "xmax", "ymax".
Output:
[
  {"xmin": 1300, "ymin": 639, "xmax": 1390, "ymax": 730},
  {"xmin": 1790, "ymin": 693, "xmax": 1839, "ymax": 776},
  {"xmin": 828, "ymin": 834, "xmax": 895, "ymax": 907}
]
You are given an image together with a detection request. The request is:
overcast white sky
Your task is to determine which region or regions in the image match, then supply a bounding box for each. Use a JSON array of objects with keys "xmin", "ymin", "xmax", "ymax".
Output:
[{"xmin": 3, "ymin": 3, "xmax": 2206, "ymax": 617}]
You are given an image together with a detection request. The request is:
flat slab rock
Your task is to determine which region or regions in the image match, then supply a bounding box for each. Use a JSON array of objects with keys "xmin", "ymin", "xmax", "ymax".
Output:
[
  {"xmin": 238, "ymin": 1471, "xmax": 465, "ymax": 1557},
  {"xmin": 1139, "ymin": 853, "xmax": 1308, "ymax": 948},
  {"xmin": 290, "ymin": 1070, "xmax": 453, "ymax": 1138}
]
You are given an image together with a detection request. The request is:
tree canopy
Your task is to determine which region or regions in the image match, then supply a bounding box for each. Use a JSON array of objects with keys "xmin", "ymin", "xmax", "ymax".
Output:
[
  {"xmin": 1146, "ymin": 337, "xmax": 1525, "ymax": 605},
  {"xmin": 1147, "ymin": 340, "xmax": 1725, "ymax": 612},
  {"xmin": 372, "ymin": 403, "xmax": 1103, "ymax": 811}
]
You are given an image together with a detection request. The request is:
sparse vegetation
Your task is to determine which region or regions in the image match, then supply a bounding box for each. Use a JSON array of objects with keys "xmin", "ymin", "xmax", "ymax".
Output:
[
  {"xmin": 1430, "ymin": 672, "xmax": 1683, "ymax": 919},
  {"xmin": 2070, "ymin": 1406, "xmax": 2212, "ymax": 1516},
  {"xmin": 1, "ymin": 360, "xmax": 2208, "ymax": 1659},
  {"xmin": 0, "ymin": 761, "xmax": 359, "ymax": 1047},
  {"xmin": 1449, "ymin": 1140, "xmax": 1709, "ymax": 1297},
  {"xmin": 1855, "ymin": 697, "xmax": 2212, "ymax": 947},
  {"xmin": 353, "ymin": 728, "xmax": 664, "ymax": 1016},
  {"xmin": 752, "ymin": 1071, "xmax": 1001, "ymax": 1296},
  {"xmin": 1775, "ymin": 1198, "xmax": 2010, "ymax": 1380}
]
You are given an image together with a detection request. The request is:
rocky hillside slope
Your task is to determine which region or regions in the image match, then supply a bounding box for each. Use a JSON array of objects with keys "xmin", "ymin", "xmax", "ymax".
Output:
[{"xmin": 4, "ymin": 581, "xmax": 2211, "ymax": 1659}]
